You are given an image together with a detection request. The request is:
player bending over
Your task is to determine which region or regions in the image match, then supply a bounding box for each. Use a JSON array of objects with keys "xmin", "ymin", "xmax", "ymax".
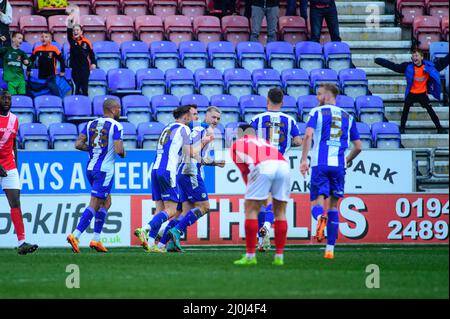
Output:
[
  {"xmin": 0, "ymin": 90, "xmax": 38, "ymax": 255},
  {"xmin": 300, "ymin": 84, "xmax": 362, "ymax": 259},
  {"xmin": 250, "ymin": 87, "xmax": 302, "ymax": 252},
  {"xmin": 231, "ymin": 124, "xmax": 291, "ymax": 266},
  {"xmin": 67, "ymin": 98, "xmax": 125, "ymax": 253}
]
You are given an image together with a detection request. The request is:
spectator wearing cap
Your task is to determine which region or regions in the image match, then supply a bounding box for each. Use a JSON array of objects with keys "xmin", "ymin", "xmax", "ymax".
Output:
[
  {"xmin": 250, "ymin": 0, "xmax": 280, "ymax": 43},
  {"xmin": 310, "ymin": 0, "xmax": 341, "ymax": 43}
]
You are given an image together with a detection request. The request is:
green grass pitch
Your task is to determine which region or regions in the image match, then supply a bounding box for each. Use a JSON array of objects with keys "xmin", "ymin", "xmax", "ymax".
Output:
[{"xmin": 0, "ymin": 246, "xmax": 448, "ymax": 299}]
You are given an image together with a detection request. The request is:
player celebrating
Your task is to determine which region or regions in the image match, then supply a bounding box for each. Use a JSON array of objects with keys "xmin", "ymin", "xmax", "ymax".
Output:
[
  {"xmin": 300, "ymin": 84, "xmax": 362, "ymax": 259},
  {"xmin": 231, "ymin": 124, "xmax": 291, "ymax": 266},
  {"xmin": 67, "ymin": 98, "xmax": 125, "ymax": 253},
  {"xmin": 250, "ymin": 88, "xmax": 302, "ymax": 252},
  {"xmin": 0, "ymin": 90, "xmax": 38, "ymax": 255}
]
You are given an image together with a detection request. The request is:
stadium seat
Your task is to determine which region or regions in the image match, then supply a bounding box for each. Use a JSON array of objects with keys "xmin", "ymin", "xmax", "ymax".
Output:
[
  {"xmin": 9, "ymin": 0, "xmax": 34, "ymax": 16},
  {"xmin": 107, "ymin": 68, "xmax": 139, "ymax": 94},
  {"xmin": 121, "ymin": 41, "xmax": 151, "ymax": 73},
  {"xmin": 252, "ymin": 69, "xmax": 282, "ymax": 97},
  {"xmin": 93, "ymin": 0, "xmax": 121, "ymax": 17},
  {"xmin": 48, "ymin": 15, "xmax": 69, "ymax": 46},
  {"xmin": 324, "ymin": 42, "xmax": 352, "ymax": 72},
  {"xmin": 151, "ymin": 94, "xmax": 180, "ymax": 125},
  {"xmin": 207, "ymin": 41, "xmax": 236, "ymax": 74},
  {"xmin": 194, "ymin": 68, "xmax": 224, "ymax": 99},
  {"xmin": 336, "ymin": 95, "xmax": 356, "ymax": 117},
  {"xmin": 442, "ymin": 16, "xmax": 449, "ymax": 41},
  {"xmin": 180, "ymin": 94, "xmax": 210, "ymax": 118},
  {"xmin": 278, "ymin": 16, "xmax": 308, "ymax": 45},
  {"xmin": 164, "ymin": 15, "xmax": 194, "ymax": 46},
  {"xmin": 356, "ymin": 122, "xmax": 373, "ymax": 149},
  {"xmin": 0, "ymin": 70, "xmax": 6, "ymax": 90},
  {"xmin": 11, "ymin": 95, "xmax": 34, "ymax": 125},
  {"xmin": 430, "ymin": 42, "xmax": 449, "ymax": 79},
  {"xmin": 48, "ymin": 123, "xmax": 78, "ymax": 150},
  {"xmin": 19, "ymin": 41, "xmax": 33, "ymax": 57},
  {"xmin": 64, "ymin": 95, "xmax": 93, "ymax": 120},
  {"xmin": 34, "ymin": 95, "xmax": 64, "ymax": 128},
  {"xmin": 307, "ymin": 19, "xmax": 331, "ymax": 44},
  {"xmin": 281, "ymin": 69, "xmax": 310, "ymax": 99},
  {"xmin": 355, "ymin": 95, "xmax": 385, "ymax": 125},
  {"xmin": 282, "ymin": 95, "xmax": 299, "ymax": 121},
  {"xmin": 426, "ymin": 0, "xmax": 449, "ymax": 19},
  {"xmin": 20, "ymin": 15, "xmax": 48, "ymax": 45},
  {"xmin": 92, "ymin": 95, "xmax": 121, "ymax": 116},
  {"xmin": 266, "ymin": 41, "xmax": 295, "ymax": 73},
  {"xmin": 193, "ymin": 16, "xmax": 221, "ymax": 45},
  {"xmin": 121, "ymin": 121, "xmax": 139, "ymax": 150},
  {"xmin": 296, "ymin": 42, "xmax": 324, "ymax": 74},
  {"xmin": 136, "ymin": 68, "xmax": 167, "ymax": 99},
  {"xmin": 396, "ymin": 0, "xmax": 426, "ymax": 26},
  {"xmin": 19, "ymin": 123, "xmax": 49, "ymax": 150},
  {"xmin": 413, "ymin": 15, "xmax": 442, "ymax": 51},
  {"xmin": 78, "ymin": 122, "xmax": 88, "ymax": 135},
  {"xmin": 121, "ymin": 0, "xmax": 149, "ymax": 18},
  {"xmin": 179, "ymin": 41, "xmax": 208, "ymax": 73},
  {"xmin": 9, "ymin": 15, "xmax": 20, "ymax": 33},
  {"xmin": 223, "ymin": 68, "xmax": 253, "ymax": 100},
  {"xmin": 93, "ymin": 41, "xmax": 122, "ymax": 73},
  {"xmin": 88, "ymin": 69, "xmax": 108, "ymax": 99},
  {"xmin": 296, "ymin": 122, "xmax": 307, "ymax": 138},
  {"xmin": 178, "ymin": 0, "xmax": 207, "ymax": 19},
  {"xmin": 250, "ymin": 16, "xmax": 274, "ymax": 45},
  {"xmin": 151, "ymin": 41, "xmax": 180, "ymax": 72},
  {"xmin": 165, "ymin": 68, "xmax": 195, "ymax": 99},
  {"xmin": 122, "ymin": 95, "xmax": 152, "ymax": 127},
  {"xmin": 371, "ymin": 122, "xmax": 401, "ymax": 149},
  {"xmin": 135, "ymin": 15, "xmax": 164, "ymax": 44},
  {"xmin": 80, "ymin": 15, "xmax": 107, "ymax": 43},
  {"xmin": 221, "ymin": 15, "xmax": 250, "ymax": 46},
  {"xmin": 63, "ymin": 42, "xmax": 71, "ymax": 66},
  {"xmin": 240, "ymin": 95, "xmax": 267, "ymax": 123},
  {"xmin": 225, "ymin": 121, "xmax": 248, "ymax": 147},
  {"xmin": 298, "ymin": 95, "xmax": 319, "ymax": 122},
  {"xmin": 210, "ymin": 94, "xmax": 241, "ymax": 123},
  {"xmin": 310, "ymin": 69, "xmax": 339, "ymax": 94},
  {"xmin": 69, "ymin": 0, "xmax": 92, "ymax": 15},
  {"xmin": 106, "ymin": 15, "xmax": 135, "ymax": 46},
  {"xmin": 339, "ymin": 68, "xmax": 369, "ymax": 100},
  {"xmin": 138, "ymin": 122, "xmax": 166, "ymax": 149},
  {"xmin": 237, "ymin": 41, "xmax": 266, "ymax": 73},
  {"xmin": 151, "ymin": 0, "xmax": 178, "ymax": 18}
]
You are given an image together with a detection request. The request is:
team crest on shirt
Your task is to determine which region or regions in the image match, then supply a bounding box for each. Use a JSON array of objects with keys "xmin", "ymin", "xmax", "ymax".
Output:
[
  {"xmin": 202, "ymin": 193, "xmax": 206, "ymax": 198},
  {"xmin": 48, "ymin": 52, "xmax": 53, "ymax": 58}
]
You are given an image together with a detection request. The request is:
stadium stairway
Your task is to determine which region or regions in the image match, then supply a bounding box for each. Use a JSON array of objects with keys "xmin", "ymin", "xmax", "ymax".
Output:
[{"xmin": 336, "ymin": 0, "xmax": 449, "ymax": 191}]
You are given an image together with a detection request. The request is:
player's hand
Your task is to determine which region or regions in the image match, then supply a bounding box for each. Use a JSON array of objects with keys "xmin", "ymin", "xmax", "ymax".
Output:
[
  {"xmin": 300, "ymin": 159, "xmax": 309, "ymax": 178},
  {"xmin": 90, "ymin": 64, "xmax": 97, "ymax": 70},
  {"xmin": 60, "ymin": 72, "xmax": 65, "ymax": 77},
  {"xmin": 215, "ymin": 160, "xmax": 226, "ymax": 168},
  {"xmin": 0, "ymin": 165, "xmax": 8, "ymax": 177},
  {"xmin": 346, "ymin": 159, "xmax": 353, "ymax": 169},
  {"xmin": 23, "ymin": 59, "xmax": 30, "ymax": 66},
  {"xmin": 0, "ymin": 36, "xmax": 6, "ymax": 42}
]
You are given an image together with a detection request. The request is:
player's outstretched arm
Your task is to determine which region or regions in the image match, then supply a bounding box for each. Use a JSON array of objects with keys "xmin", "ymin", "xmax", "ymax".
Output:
[
  {"xmin": 374, "ymin": 57, "xmax": 408, "ymax": 74},
  {"xmin": 114, "ymin": 140, "xmax": 125, "ymax": 158},
  {"xmin": 300, "ymin": 128, "xmax": 314, "ymax": 177},
  {"xmin": 75, "ymin": 134, "xmax": 89, "ymax": 151},
  {"xmin": 346, "ymin": 140, "xmax": 363, "ymax": 168}
]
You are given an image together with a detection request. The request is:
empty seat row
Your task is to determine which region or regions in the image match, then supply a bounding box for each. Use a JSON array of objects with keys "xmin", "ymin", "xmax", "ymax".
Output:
[
  {"xmin": 413, "ymin": 16, "xmax": 449, "ymax": 50},
  {"xmin": 396, "ymin": 0, "xmax": 449, "ymax": 26}
]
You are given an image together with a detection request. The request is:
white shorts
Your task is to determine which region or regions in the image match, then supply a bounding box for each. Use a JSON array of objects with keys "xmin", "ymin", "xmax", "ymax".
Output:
[
  {"xmin": 245, "ymin": 160, "xmax": 291, "ymax": 202},
  {"xmin": 0, "ymin": 168, "xmax": 21, "ymax": 190}
]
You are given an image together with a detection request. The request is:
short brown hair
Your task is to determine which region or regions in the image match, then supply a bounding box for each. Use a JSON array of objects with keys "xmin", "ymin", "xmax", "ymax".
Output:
[
  {"xmin": 173, "ymin": 105, "xmax": 193, "ymax": 119},
  {"xmin": 12, "ymin": 32, "xmax": 24, "ymax": 39},
  {"xmin": 319, "ymin": 83, "xmax": 340, "ymax": 98},
  {"xmin": 412, "ymin": 47, "xmax": 424, "ymax": 57},
  {"xmin": 268, "ymin": 87, "xmax": 284, "ymax": 105}
]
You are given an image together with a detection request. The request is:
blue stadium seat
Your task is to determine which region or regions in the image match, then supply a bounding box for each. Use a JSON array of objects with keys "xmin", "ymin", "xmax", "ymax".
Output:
[
  {"xmin": 323, "ymin": 42, "xmax": 352, "ymax": 72},
  {"xmin": 252, "ymin": 68, "xmax": 282, "ymax": 97},
  {"xmin": 63, "ymin": 42, "xmax": 70, "ymax": 66},
  {"xmin": 64, "ymin": 95, "xmax": 93, "ymax": 120},
  {"xmin": 179, "ymin": 41, "xmax": 208, "ymax": 73},
  {"xmin": 19, "ymin": 41, "xmax": 33, "ymax": 56},
  {"xmin": 150, "ymin": 41, "xmax": 179, "ymax": 72},
  {"xmin": 121, "ymin": 41, "xmax": 151, "ymax": 73},
  {"xmin": 336, "ymin": 95, "xmax": 356, "ymax": 117},
  {"xmin": 0, "ymin": 70, "xmax": 7, "ymax": 90},
  {"xmin": 93, "ymin": 41, "xmax": 121, "ymax": 73},
  {"xmin": 356, "ymin": 122, "xmax": 373, "ymax": 149},
  {"xmin": 138, "ymin": 122, "xmax": 166, "ymax": 149},
  {"xmin": 88, "ymin": 69, "xmax": 108, "ymax": 99},
  {"xmin": 180, "ymin": 94, "xmax": 210, "ymax": 118},
  {"xmin": 48, "ymin": 122, "xmax": 78, "ymax": 150},
  {"xmin": 136, "ymin": 68, "xmax": 166, "ymax": 99},
  {"xmin": 266, "ymin": 41, "xmax": 295, "ymax": 73},
  {"xmin": 34, "ymin": 95, "xmax": 64, "ymax": 127},
  {"xmin": 339, "ymin": 68, "xmax": 368, "ymax": 100},
  {"xmin": 19, "ymin": 123, "xmax": 49, "ymax": 150},
  {"xmin": 151, "ymin": 94, "xmax": 180, "ymax": 125},
  {"xmin": 281, "ymin": 69, "xmax": 310, "ymax": 100},
  {"xmin": 237, "ymin": 41, "xmax": 266, "ymax": 73},
  {"xmin": 296, "ymin": 122, "xmax": 307, "ymax": 138},
  {"xmin": 207, "ymin": 41, "xmax": 236, "ymax": 74},
  {"xmin": 194, "ymin": 68, "xmax": 224, "ymax": 100},
  {"xmin": 11, "ymin": 95, "xmax": 34, "ymax": 125},
  {"xmin": 298, "ymin": 95, "xmax": 319, "ymax": 122},
  {"xmin": 355, "ymin": 95, "xmax": 385, "ymax": 125},
  {"xmin": 296, "ymin": 41, "xmax": 323, "ymax": 73},
  {"xmin": 240, "ymin": 95, "xmax": 267, "ymax": 123},
  {"xmin": 121, "ymin": 122, "xmax": 138, "ymax": 150},
  {"xmin": 122, "ymin": 95, "xmax": 152, "ymax": 127},
  {"xmin": 310, "ymin": 68, "xmax": 339, "ymax": 94},
  {"xmin": 165, "ymin": 68, "xmax": 195, "ymax": 99},
  {"xmin": 223, "ymin": 68, "xmax": 253, "ymax": 100},
  {"xmin": 92, "ymin": 95, "xmax": 121, "ymax": 116},
  {"xmin": 210, "ymin": 94, "xmax": 241, "ymax": 123},
  {"xmin": 429, "ymin": 42, "xmax": 449, "ymax": 78},
  {"xmin": 225, "ymin": 121, "xmax": 247, "ymax": 147},
  {"xmin": 107, "ymin": 68, "xmax": 139, "ymax": 94},
  {"xmin": 371, "ymin": 122, "xmax": 401, "ymax": 149},
  {"xmin": 282, "ymin": 95, "xmax": 299, "ymax": 120},
  {"xmin": 78, "ymin": 122, "xmax": 88, "ymax": 135}
]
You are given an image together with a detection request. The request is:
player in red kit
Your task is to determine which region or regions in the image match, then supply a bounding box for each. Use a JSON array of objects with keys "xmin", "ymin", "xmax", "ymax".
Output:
[
  {"xmin": 231, "ymin": 124, "xmax": 290, "ymax": 266},
  {"xmin": 0, "ymin": 90, "xmax": 38, "ymax": 255}
]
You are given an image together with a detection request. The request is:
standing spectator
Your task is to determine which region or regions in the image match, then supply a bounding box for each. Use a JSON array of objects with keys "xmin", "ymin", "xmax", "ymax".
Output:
[
  {"xmin": 250, "ymin": 0, "xmax": 280, "ymax": 43},
  {"xmin": 287, "ymin": 0, "xmax": 309, "ymax": 22},
  {"xmin": 26, "ymin": 32, "xmax": 66, "ymax": 96},
  {"xmin": 0, "ymin": 32, "xmax": 30, "ymax": 95},
  {"xmin": 375, "ymin": 49, "xmax": 449, "ymax": 134},
  {"xmin": 214, "ymin": 0, "xmax": 236, "ymax": 16},
  {"xmin": 244, "ymin": 0, "xmax": 252, "ymax": 19},
  {"xmin": 0, "ymin": 0, "xmax": 12, "ymax": 48},
  {"xmin": 310, "ymin": 0, "xmax": 341, "ymax": 43}
]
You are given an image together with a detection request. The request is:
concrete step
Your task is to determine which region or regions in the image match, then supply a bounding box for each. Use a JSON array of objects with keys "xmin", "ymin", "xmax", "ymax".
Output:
[
  {"xmin": 352, "ymin": 53, "xmax": 411, "ymax": 68},
  {"xmin": 391, "ymin": 120, "xmax": 449, "ymax": 133},
  {"xmin": 376, "ymin": 93, "xmax": 447, "ymax": 103},
  {"xmin": 346, "ymin": 41, "xmax": 412, "ymax": 54},
  {"xmin": 336, "ymin": 1, "xmax": 386, "ymax": 15},
  {"xmin": 385, "ymin": 106, "xmax": 449, "ymax": 121},
  {"xmin": 338, "ymin": 14, "xmax": 395, "ymax": 26},
  {"xmin": 359, "ymin": 67, "xmax": 405, "ymax": 79},
  {"xmin": 401, "ymin": 134, "xmax": 449, "ymax": 148},
  {"xmin": 369, "ymin": 79, "xmax": 406, "ymax": 94},
  {"xmin": 340, "ymin": 27, "xmax": 402, "ymax": 41}
]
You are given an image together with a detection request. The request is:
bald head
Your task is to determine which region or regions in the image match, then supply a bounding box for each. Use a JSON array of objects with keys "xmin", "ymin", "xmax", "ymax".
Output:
[{"xmin": 103, "ymin": 98, "xmax": 121, "ymax": 121}]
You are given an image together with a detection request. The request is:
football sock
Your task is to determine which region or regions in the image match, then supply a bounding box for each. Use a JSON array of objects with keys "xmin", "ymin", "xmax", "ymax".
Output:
[
  {"xmin": 11, "ymin": 208, "xmax": 25, "ymax": 243},
  {"xmin": 245, "ymin": 219, "xmax": 258, "ymax": 255},
  {"xmin": 74, "ymin": 206, "xmax": 95, "ymax": 239},
  {"xmin": 148, "ymin": 211, "xmax": 169, "ymax": 240},
  {"xmin": 326, "ymin": 209, "xmax": 339, "ymax": 247},
  {"xmin": 312, "ymin": 205, "xmax": 324, "ymax": 220},
  {"xmin": 93, "ymin": 208, "xmax": 107, "ymax": 242},
  {"xmin": 174, "ymin": 208, "xmax": 202, "ymax": 233},
  {"xmin": 159, "ymin": 218, "xmax": 180, "ymax": 245},
  {"xmin": 326, "ymin": 245, "xmax": 335, "ymax": 253},
  {"xmin": 274, "ymin": 220, "xmax": 288, "ymax": 255}
]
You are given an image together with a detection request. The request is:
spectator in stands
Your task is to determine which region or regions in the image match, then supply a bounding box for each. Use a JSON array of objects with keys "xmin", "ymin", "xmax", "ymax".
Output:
[
  {"xmin": 0, "ymin": 32, "xmax": 30, "ymax": 95},
  {"xmin": 67, "ymin": 18, "xmax": 96, "ymax": 96},
  {"xmin": 27, "ymin": 32, "xmax": 66, "ymax": 97},
  {"xmin": 0, "ymin": 0, "xmax": 12, "ymax": 48},
  {"xmin": 244, "ymin": 0, "xmax": 252, "ymax": 18},
  {"xmin": 287, "ymin": 0, "xmax": 308, "ymax": 23},
  {"xmin": 310, "ymin": 0, "xmax": 341, "ymax": 43},
  {"xmin": 214, "ymin": 0, "xmax": 236, "ymax": 16},
  {"xmin": 250, "ymin": 0, "xmax": 280, "ymax": 43},
  {"xmin": 375, "ymin": 48, "xmax": 450, "ymax": 134}
]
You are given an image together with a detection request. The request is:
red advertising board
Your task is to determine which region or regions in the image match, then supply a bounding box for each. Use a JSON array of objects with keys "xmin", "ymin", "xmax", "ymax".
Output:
[{"xmin": 130, "ymin": 194, "xmax": 449, "ymax": 245}]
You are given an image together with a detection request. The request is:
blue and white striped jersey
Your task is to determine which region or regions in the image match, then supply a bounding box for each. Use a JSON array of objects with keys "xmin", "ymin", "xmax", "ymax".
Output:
[
  {"xmin": 179, "ymin": 123, "xmax": 212, "ymax": 177},
  {"xmin": 152, "ymin": 122, "xmax": 191, "ymax": 176},
  {"xmin": 306, "ymin": 104, "xmax": 360, "ymax": 168},
  {"xmin": 82, "ymin": 117, "xmax": 123, "ymax": 173},
  {"xmin": 250, "ymin": 111, "xmax": 300, "ymax": 155}
]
